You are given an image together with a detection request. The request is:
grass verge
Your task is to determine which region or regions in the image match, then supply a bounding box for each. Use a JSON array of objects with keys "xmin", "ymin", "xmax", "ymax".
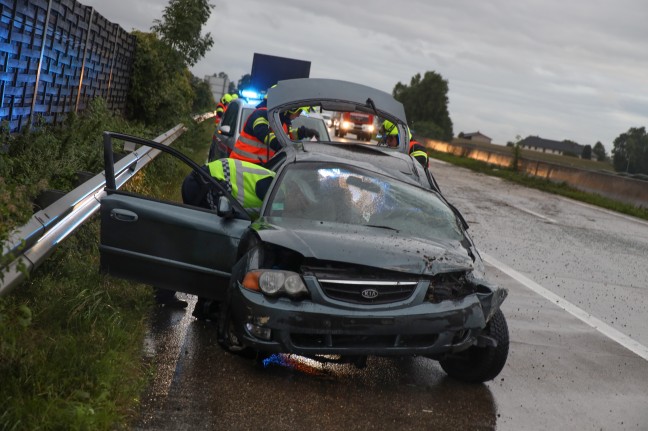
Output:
[
  {"xmin": 0, "ymin": 119, "xmax": 214, "ymax": 430},
  {"xmin": 429, "ymin": 150, "xmax": 648, "ymax": 221}
]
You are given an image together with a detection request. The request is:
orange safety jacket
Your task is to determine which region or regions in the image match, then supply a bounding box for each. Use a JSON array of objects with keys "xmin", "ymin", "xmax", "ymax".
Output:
[{"xmin": 231, "ymin": 108, "xmax": 295, "ymax": 164}]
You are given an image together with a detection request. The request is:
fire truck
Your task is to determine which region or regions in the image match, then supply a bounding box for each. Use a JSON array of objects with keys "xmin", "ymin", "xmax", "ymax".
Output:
[{"xmin": 333, "ymin": 111, "xmax": 375, "ymax": 141}]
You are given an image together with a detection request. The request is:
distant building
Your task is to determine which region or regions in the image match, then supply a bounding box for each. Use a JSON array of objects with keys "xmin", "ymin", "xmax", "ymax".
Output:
[
  {"xmin": 458, "ymin": 131, "xmax": 492, "ymax": 144},
  {"xmin": 518, "ymin": 136, "xmax": 584, "ymax": 157},
  {"xmin": 205, "ymin": 75, "xmax": 230, "ymax": 105}
]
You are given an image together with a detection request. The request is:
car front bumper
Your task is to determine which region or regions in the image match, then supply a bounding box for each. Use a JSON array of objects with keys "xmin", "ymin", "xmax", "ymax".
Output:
[{"xmin": 229, "ymin": 282, "xmax": 507, "ymax": 357}]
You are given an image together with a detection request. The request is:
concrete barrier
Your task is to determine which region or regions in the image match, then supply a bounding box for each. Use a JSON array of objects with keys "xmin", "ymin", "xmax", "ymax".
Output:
[{"xmin": 421, "ymin": 139, "xmax": 648, "ymax": 208}]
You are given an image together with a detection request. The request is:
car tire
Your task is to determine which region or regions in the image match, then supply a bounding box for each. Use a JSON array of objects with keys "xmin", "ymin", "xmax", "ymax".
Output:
[
  {"xmin": 216, "ymin": 300, "xmax": 257, "ymax": 359},
  {"xmin": 216, "ymin": 303, "xmax": 257, "ymax": 359},
  {"xmin": 439, "ymin": 309, "xmax": 509, "ymax": 383}
]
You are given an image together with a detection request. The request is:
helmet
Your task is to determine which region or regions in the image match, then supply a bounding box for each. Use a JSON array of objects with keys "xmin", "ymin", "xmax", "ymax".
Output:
[
  {"xmin": 230, "ymin": 94, "xmax": 239, "ymax": 100},
  {"xmin": 382, "ymin": 120, "xmax": 398, "ymax": 136},
  {"xmin": 221, "ymin": 94, "xmax": 233, "ymax": 104},
  {"xmin": 382, "ymin": 120, "xmax": 412, "ymax": 139}
]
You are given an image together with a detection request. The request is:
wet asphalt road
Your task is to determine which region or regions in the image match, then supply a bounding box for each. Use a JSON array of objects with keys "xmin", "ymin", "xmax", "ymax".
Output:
[{"xmin": 133, "ymin": 158, "xmax": 648, "ymax": 430}]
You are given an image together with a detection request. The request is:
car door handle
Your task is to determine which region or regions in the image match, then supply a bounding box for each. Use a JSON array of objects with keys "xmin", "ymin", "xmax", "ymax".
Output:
[{"xmin": 110, "ymin": 209, "xmax": 138, "ymax": 222}]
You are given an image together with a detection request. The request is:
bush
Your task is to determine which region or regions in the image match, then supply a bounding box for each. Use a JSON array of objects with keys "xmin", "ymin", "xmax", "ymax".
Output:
[
  {"xmin": 0, "ymin": 99, "xmax": 153, "ymax": 246},
  {"xmin": 411, "ymin": 120, "xmax": 450, "ymax": 141},
  {"xmin": 126, "ymin": 31, "xmax": 195, "ymax": 128}
]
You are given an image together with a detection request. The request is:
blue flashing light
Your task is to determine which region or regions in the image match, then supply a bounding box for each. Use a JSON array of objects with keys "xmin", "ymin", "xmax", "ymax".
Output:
[{"xmin": 241, "ymin": 89, "xmax": 261, "ymax": 100}]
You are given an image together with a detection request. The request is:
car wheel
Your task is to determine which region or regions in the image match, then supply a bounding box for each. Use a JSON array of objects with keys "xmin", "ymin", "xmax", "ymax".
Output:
[
  {"xmin": 334, "ymin": 129, "xmax": 339, "ymax": 137},
  {"xmin": 439, "ymin": 309, "xmax": 509, "ymax": 383},
  {"xmin": 216, "ymin": 305, "xmax": 257, "ymax": 359}
]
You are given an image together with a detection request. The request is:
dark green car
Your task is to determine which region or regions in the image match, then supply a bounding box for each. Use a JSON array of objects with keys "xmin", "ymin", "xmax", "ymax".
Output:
[{"xmin": 99, "ymin": 79, "xmax": 509, "ymax": 383}]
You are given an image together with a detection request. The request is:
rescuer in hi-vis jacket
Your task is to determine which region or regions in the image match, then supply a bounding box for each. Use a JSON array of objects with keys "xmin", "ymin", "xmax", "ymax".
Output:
[
  {"xmin": 230, "ymin": 94, "xmax": 319, "ymax": 165},
  {"xmin": 214, "ymin": 93, "xmax": 232, "ymax": 125},
  {"xmin": 381, "ymin": 120, "xmax": 429, "ymax": 168},
  {"xmin": 180, "ymin": 157, "xmax": 276, "ymax": 319}
]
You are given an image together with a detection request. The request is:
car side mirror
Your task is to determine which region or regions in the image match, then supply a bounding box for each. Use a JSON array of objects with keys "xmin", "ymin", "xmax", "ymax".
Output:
[
  {"xmin": 219, "ymin": 125, "xmax": 232, "ymax": 136},
  {"xmin": 217, "ymin": 195, "xmax": 235, "ymax": 218}
]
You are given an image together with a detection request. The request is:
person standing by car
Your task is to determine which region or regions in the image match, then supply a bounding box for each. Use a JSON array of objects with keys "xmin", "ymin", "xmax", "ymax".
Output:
[
  {"xmin": 381, "ymin": 120, "xmax": 429, "ymax": 168},
  {"xmin": 180, "ymin": 157, "xmax": 276, "ymax": 319},
  {"xmin": 215, "ymin": 93, "xmax": 233, "ymax": 125},
  {"xmin": 182, "ymin": 157, "xmax": 275, "ymax": 218},
  {"xmin": 230, "ymin": 94, "xmax": 318, "ymax": 165}
]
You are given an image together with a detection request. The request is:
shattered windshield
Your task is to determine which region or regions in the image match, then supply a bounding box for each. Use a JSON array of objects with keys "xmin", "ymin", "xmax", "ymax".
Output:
[{"xmin": 266, "ymin": 162, "xmax": 464, "ymax": 242}]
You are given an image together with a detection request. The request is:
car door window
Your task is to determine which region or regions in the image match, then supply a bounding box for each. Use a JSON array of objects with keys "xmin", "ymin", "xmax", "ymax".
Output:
[
  {"xmin": 240, "ymin": 108, "xmax": 255, "ymax": 132},
  {"xmin": 220, "ymin": 102, "xmax": 239, "ymax": 133}
]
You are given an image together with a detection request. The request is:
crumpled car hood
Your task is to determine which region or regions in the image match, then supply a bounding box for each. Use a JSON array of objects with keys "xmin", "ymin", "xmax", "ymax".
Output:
[{"xmin": 254, "ymin": 218, "xmax": 477, "ymax": 276}]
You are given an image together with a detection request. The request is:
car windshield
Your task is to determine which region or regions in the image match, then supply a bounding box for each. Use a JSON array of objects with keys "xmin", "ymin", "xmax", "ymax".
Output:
[{"xmin": 266, "ymin": 162, "xmax": 464, "ymax": 242}]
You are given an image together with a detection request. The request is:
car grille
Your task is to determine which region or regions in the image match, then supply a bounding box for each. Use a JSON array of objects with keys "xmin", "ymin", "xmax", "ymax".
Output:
[{"xmin": 318, "ymin": 279, "xmax": 418, "ymax": 304}]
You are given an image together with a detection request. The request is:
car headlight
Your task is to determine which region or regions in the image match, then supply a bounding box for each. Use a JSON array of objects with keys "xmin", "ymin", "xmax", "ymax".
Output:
[
  {"xmin": 242, "ymin": 270, "xmax": 309, "ymax": 298},
  {"xmin": 366, "ymin": 125, "xmax": 375, "ymax": 133},
  {"xmin": 342, "ymin": 121, "xmax": 352, "ymax": 129}
]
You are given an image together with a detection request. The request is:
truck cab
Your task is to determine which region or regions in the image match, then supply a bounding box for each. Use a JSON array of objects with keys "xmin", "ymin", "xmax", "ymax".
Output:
[{"xmin": 333, "ymin": 111, "xmax": 375, "ymax": 141}]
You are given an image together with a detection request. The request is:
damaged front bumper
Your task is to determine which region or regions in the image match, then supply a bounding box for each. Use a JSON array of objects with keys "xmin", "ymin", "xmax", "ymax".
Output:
[{"xmin": 229, "ymin": 279, "xmax": 508, "ymax": 357}]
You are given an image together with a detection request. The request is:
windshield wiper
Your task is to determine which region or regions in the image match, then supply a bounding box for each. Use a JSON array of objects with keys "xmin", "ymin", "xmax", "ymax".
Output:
[{"xmin": 366, "ymin": 98, "xmax": 378, "ymax": 116}]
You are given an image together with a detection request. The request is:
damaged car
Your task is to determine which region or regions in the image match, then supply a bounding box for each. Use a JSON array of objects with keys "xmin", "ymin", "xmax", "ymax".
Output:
[{"xmin": 99, "ymin": 78, "xmax": 509, "ymax": 383}]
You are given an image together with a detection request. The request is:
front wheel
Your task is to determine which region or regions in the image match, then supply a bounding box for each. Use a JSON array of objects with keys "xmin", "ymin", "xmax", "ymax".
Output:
[
  {"xmin": 439, "ymin": 309, "xmax": 509, "ymax": 383},
  {"xmin": 216, "ymin": 303, "xmax": 257, "ymax": 359}
]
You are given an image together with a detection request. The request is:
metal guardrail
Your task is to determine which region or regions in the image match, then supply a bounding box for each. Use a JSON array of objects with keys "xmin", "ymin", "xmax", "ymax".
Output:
[{"xmin": 0, "ymin": 124, "xmax": 188, "ymax": 296}]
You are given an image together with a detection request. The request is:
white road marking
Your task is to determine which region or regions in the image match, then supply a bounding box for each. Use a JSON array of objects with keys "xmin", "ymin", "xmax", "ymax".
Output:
[
  {"xmin": 483, "ymin": 252, "xmax": 648, "ymax": 362},
  {"xmin": 556, "ymin": 195, "xmax": 648, "ymax": 228},
  {"xmin": 508, "ymin": 204, "xmax": 557, "ymax": 224}
]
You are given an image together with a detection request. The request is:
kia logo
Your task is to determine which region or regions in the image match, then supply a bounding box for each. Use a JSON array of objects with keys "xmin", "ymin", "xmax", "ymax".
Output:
[{"xmin": 361, "ymin": 289, "xmax": 379, "ymax": 299}]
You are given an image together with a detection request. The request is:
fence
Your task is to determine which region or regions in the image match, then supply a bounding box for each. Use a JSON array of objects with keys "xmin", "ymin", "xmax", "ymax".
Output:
[
  {"xmin": 423, "ymin": 138, "xmax": 648, "ymax": 208},
  {"xmin": 0, "ymin": 0, "xmax": 135, "ymax": 133}
]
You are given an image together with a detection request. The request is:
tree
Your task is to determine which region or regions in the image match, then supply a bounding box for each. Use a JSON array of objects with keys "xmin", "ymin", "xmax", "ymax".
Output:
[
  {"xmin": 581, "ymin": 145, "xmax": 592, "ymax": 160},
  {"xmin": 392, "ymin": 71, "xmax": 453, "ymax": 141},
  {"xmin": 593, "ymin": 141, "xmax": 607, "ymax": 162},
  {"xmin": 238, "ymin": 74, "xmax": 252, "ymax": 91},
  {"xmin": 151, "ymin": 0, "xmax": 215, "ymax": 67},
  {"xmin": 126, "ymin": 31, "xmax": 193, "ymax": 127},
  {"xmin": 612, "ymin": 127, "xmax": 648, "ymax": 174},
  {"xmin": 191, "ymin": 75, "xmax": 215, "ymax": 113}
]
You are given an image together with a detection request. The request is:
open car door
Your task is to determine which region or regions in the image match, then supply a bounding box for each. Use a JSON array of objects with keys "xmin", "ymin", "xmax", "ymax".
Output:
[{"xmin": 99, "ymin": 132, "xmax": 251, "ymax": 300}]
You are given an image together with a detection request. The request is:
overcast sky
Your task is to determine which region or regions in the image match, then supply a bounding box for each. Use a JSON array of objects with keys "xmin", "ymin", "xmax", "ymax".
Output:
[{"xmin": 83, "ymin": 0, "xmax": 648, "ymax": 150}]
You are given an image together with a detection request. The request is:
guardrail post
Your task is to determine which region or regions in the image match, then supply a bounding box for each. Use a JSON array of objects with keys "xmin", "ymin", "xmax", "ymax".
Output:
[
  {"xmin": 75, "ymin": 7, "xmax": 95, "ymax": 113},
  {"xmin": 29, "ymin": 0, "xmax": 53, "ymax": 130}
]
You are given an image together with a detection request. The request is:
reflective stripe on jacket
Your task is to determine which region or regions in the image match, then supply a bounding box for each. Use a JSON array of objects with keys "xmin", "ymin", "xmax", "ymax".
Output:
[
  {"xmin": 206, "ymin": 158, "xmax": 275, "ymax": 213},
  {"xmin": 231, "ymin": 107, "xmax": 289, "ymax": 164},
  {"xmin": 409, "ymin": 140, "xmax": 429, "ymax": 168}
]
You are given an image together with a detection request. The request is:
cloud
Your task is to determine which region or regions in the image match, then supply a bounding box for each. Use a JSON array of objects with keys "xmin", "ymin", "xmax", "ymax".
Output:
[{"xmin": 83, "ymin": 0, "xmax": 648, "ymax": 151}]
